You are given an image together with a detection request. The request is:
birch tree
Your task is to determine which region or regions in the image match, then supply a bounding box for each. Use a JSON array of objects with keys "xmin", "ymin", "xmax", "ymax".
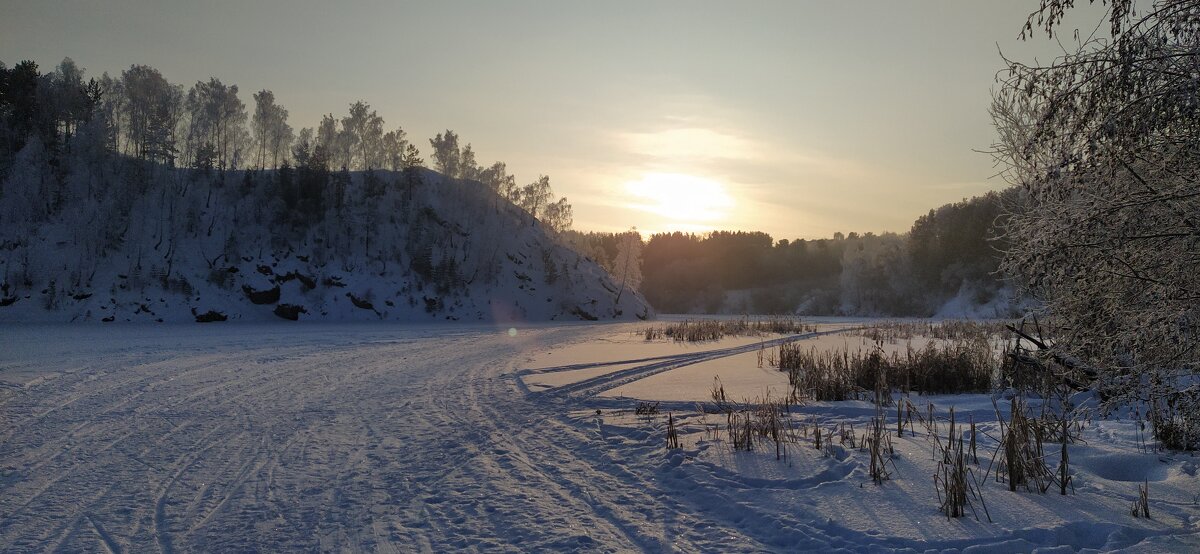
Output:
[
  {"xmin": 429, "ymin": 129, "xmax": 460, "ymax": 178},
  {"xmin": 520, "ymin": 175, "xmax": 552, "ymax": 218},
  {"xmin": 252, "ymin": 89, "xmax": 291, "ymax": 169},
  {"xmin": 185, "ymin": 78, "xmax": 246, "ymax": 170},
  {"xmin": 612, "ymin": 228, "xmax": 643, "ymax": 304}
]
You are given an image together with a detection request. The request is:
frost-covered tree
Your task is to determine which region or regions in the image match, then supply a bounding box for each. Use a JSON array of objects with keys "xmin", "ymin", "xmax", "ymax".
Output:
[
  {"xmin": 184, "ymin": 78, "xmax": 246, "ymax": 170},
  {"xmin": 612, "ymin": 228, "xmax": 643, "ymax": 304},
  {"xmin": 121, "ymin": 65, "xmax": 182, "ymax": 164},
  {"xmin": 292, "ymin": 127, "xmax": 313, "ymax": 164},
  {"xmin": 520, "ymin": 175, "xmax": 552, "ymax": 218},
  {"xmin": 839, "ymin": 233, "xmax": 915, "ymax": 315},
  {"xmin": 992, "ymin": 0, "xmax": 1200, "ymax": 419},
  {"xmin": 429, "ymin": 129, "xmax": 460, "ymax": 178},
  {"xmin": 359, "ymin": 107, "xmax": 385, "ymax": 169},
  {"xmin": 543, "ymin": 197, "xmax": 573, "ymax": 233},
  {"xmin": 459, "ymin": 143, "xmax": 479, "ymax": 181},
  {"xmin": 90, "ymin": 72, "xmax": 123, "ymax": 153},
  {"xmin": 0, "ymin": 135, "xmax": 52, "ymax": 234},
  {"xmin": 251, "ymin": 90, "xmax": 275, "ymax": 169},
  {"xmin": 381, "ymin": 127, "xmax": 408, "ymax": 171},
  {"xmin": 478, "ymin": 161, "xmax": 516, "ymax": 198},
  {"xmin": 251, "ymin": 90, "xmax": 292, "ymax": 169},
  {"xmin": 38, "ymin": 58, "xmax": 96, "ymax": 150},
  {"xmin": 315, "ymin": 114, "xmax": 338, "ymax": 165},
  {"xmin": 269, "ymin": 112, "xmax": 293, "ymax": 170},
  {"xmin": 339, "ymin": 100, "xmax": 385, "ymax": 170}
]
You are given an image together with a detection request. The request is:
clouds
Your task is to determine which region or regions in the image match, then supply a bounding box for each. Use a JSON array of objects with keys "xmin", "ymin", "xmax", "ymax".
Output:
[{"xmin": 621, "ymin": 127, "xmax": 758, "ymax": 163}]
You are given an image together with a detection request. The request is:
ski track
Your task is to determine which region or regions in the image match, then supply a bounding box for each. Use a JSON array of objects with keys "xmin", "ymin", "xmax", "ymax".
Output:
[
  {"xmin": 3, "ymin": 323, "xmax": 1190, "ymax": 552},
  {"xmin": 1, "ymin": 325, "xmax": 775, "ymax": 552},
  {"xmin": 524, "ymin": 329, "xmax": 852, "ymax": 401}
]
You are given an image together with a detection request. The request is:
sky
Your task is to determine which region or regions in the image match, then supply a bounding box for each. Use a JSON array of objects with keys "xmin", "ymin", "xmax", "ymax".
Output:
[{"xmin": 0, "ymin": 1, "xmax": 1107, "ymax": 240}]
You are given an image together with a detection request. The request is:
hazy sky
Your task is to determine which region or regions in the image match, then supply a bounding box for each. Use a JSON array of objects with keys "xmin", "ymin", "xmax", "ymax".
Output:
[{"xmin": 1, "ymin": 1, "xmax": 1104, "ymax": 240}]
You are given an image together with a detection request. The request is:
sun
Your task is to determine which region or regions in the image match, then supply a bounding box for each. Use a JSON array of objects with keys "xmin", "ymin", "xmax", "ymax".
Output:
[{"xmin": 623, "ymin": 172, "xmax": 734, "ymax": 226}]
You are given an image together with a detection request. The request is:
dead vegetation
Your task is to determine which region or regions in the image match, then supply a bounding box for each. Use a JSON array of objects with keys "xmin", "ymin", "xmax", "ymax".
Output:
[
  {"xmin": 776, "ymin": 337, "xmax": 997, "ymax": 401},
  {"xmin": 854, "ymin": 320, "xmax": 1010, "ymax": 344},
  {"xmin": 981, "ymin": 396, "xmax": 1080, "ymax": 496},
  {"xmin": 705, "ymin": 383, "xmax": 800, "ymax": 459},
  {"xmin": 1131, "ymin": 481, "xmax": 1151, "ymax": 518},
  {"xmin": 642, "ymin": 317, "xmax": 815, "ymax": 342},
  {"xmin": 666, "ymin": 412, "xmax": 680, "ymax": 450},
  {"xmin": 933, "ymin": 407, "xmax": 990, "ymax": 521},
  {"xmin": 632, "ymin": 316, "xmax": 1188, "ymax": 519},
  {"xmin": 635, "ymin": 401, "xmax": 659, "ymax": 416},
  {"xmin": 1148, "ymin": 393, "xmax": 1200, "ymax": 452},
  {"xmin": 867, "ymin": 416, "xmax": 896, "ymax": 485}
]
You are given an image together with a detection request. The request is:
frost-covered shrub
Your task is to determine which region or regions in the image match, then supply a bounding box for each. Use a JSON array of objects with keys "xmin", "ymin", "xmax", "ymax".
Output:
[{"xmin": 992, "ymin": 0, "xmax": 1200, "ymax": 420}]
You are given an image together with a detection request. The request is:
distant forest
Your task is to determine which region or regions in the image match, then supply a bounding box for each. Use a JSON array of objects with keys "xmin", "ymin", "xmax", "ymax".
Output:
[{"xmin": 568, "ymin": 189, "xmax": 1015, "ymax": 317}]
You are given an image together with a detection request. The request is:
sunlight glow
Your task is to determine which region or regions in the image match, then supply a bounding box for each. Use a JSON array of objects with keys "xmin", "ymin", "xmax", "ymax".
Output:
[
  {"xmin": 622, "ymin": 128, "xmax": 756, "ymax": 161},
  {"xmin": 622, "ymin": 172, "xmax": 734, "ymax": 225}
]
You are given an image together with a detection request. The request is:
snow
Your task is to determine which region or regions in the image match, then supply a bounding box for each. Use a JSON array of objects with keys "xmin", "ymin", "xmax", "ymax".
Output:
[
  {"xmin": 2, "ymin": 321, "xmax": 1197, "ymax": 552},
  {"xmin": 599, "ymin": 350, "xmax": 789, "ymax": 404},
  {"xmin": 934, "ymin": 285, "xmax": 1027, "ymax": 320},
  {"xmin": 0, "ymin": 168, "xmax": 652, "ymax": 324}
]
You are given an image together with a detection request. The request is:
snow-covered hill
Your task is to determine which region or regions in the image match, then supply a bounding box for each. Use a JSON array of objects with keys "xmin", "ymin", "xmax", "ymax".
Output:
[{"xmin": 0, "ymin": 152, "xmax": 651, "ymax": 323}]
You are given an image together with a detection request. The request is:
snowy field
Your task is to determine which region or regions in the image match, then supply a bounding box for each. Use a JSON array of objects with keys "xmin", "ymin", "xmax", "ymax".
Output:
[{"xmin": 2, "ymin": 321, "xmax": 1198, "ymax": 552}]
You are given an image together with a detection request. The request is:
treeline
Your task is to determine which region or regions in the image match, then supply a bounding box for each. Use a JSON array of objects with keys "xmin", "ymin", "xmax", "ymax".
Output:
[
  {"xmin": 0, "ymin": 58, "xmax": 572, "ymax": 232},
  {"xmin": 569, "ymin": 190, "xmax": 1015, "ymax": 316}
]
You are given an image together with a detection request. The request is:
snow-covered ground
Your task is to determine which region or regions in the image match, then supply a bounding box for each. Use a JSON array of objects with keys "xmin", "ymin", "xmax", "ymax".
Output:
[{"xmin": 2, "ymin": 321, "xmax": 1197, "ymax": 552}]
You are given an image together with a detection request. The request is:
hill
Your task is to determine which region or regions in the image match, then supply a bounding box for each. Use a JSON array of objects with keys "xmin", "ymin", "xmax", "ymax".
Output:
[{"xmin": 0, "ymin": 141, "xmax": 651, "ymax": 323}]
